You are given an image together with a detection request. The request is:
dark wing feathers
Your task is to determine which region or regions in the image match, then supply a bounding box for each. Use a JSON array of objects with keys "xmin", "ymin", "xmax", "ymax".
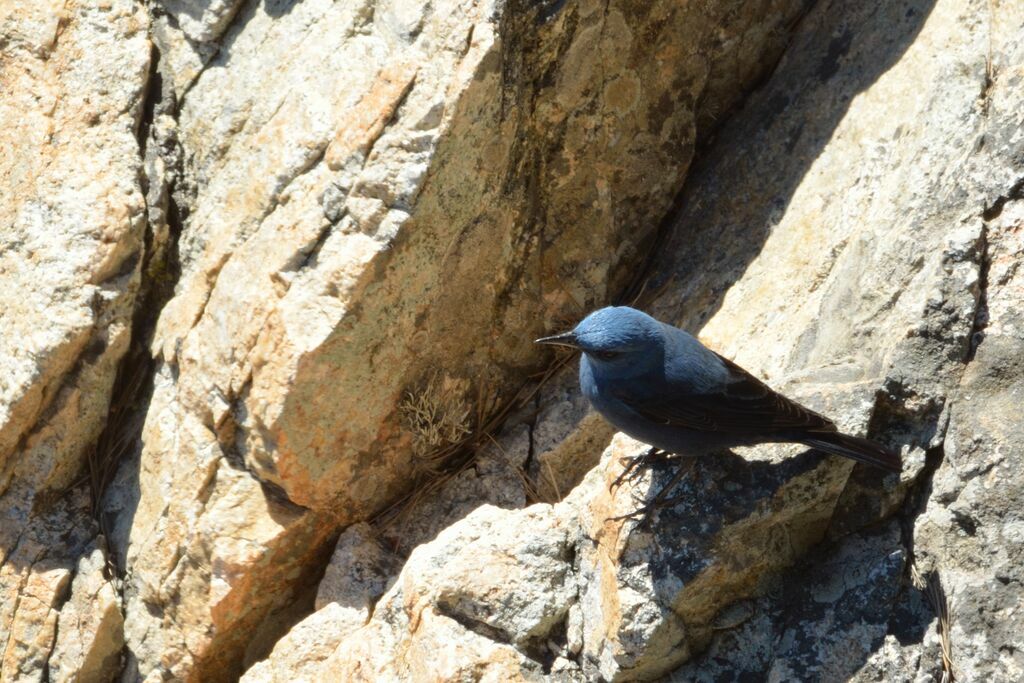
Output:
[{"xmin": 614, "ymin": 352, "xmax": 836, "ymax": 436}]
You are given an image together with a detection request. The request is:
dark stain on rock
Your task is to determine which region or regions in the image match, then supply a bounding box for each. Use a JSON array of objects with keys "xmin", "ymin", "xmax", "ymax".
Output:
[{"xmin": 818, "ymin": 28, "xmax": 854, "ymax": 82}]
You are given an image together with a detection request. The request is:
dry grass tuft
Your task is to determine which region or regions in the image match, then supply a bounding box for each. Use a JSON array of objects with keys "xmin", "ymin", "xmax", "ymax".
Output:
[
  {"xmin": 81, "ymin": 346, "xmax": 147, "ymax": 512},
  {"xmin": 400, "ymin": 373, "xmax": 473, "ymax": 473},
  {"xmin": 375, "ymin": 356, "xmax": 572, "ymax": 540},
  {"xmin": 911, "ymin": 562, "xmax": 956, "ymax": 682}
]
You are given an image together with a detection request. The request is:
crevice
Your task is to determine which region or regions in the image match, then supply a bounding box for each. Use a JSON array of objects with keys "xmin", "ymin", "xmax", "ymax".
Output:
[
  {"xmin": 897, "ymin": 441, "xmax": 955, "ymax": 681},
  {"xmin": 693, "ymin": 0, "xmax": 819, "ymax": 154},
  {"xmin": 978, "ymin": 175, "xmax": 1024, "ymax": 220},
  {"xmin": 372, "ymin": 352, "xmax": 572, "ymax": 545},
  {"xmin": 978, "ymin": 0, "xmax": 996, "ymax": 121},
  {"xmin": 136, "ymin": 45, "xmax": 158, "ymax": 166},
  {"xmin": 522, "ymin": 392, "xmax": 539, "ymax": 498},
  {"xmin": 981, "ymin": 176, "xmax": 1024, "ymax": 222},
  {"xmin": 532, "ymin": 607, "xmax": 571, "ymax": 675},
  {"xmin": 621, "ymin": 0, "xmax": 822, "ymax": 310},
  {"xmin": 967, "ymin": 223, "xmax": 991, "ymax": 362},
  {"xmin": 970, "ymin": 176, "xmax": 1024, "ymax": 360},
  {"xmin": 433, "ymin": 601, "xmax": 514, "ymax": 646},
  {"xmin": 899, "ymin": 444, "xmax": 945, "ymax": 546},
  {"xmin": 146, "ymin": 0, "xmax": 240, "ymax": 109},
  {"xmin": 363, "ymin": 568, "xmax": 400, "ymax": 627},
  {"xmin": 83, "ymin": 30, "xmax": 186, "ymax": 579}
]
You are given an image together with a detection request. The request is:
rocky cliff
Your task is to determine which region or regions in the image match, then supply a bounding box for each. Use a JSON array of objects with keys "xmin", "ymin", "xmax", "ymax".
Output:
[{"xmin": 1, "ymin": 0, "xmax": 1021, "ymax": 681}]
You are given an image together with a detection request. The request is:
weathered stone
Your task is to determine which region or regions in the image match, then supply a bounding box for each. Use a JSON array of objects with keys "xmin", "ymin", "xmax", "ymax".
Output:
[
  {"xmin": 281, "ymin": 504, "xmax": 574, "ymax": 681},
  {"xmin": 0, "ymin": 0, "xmax": 149, "ymax": 680},
  {"xmin": 244, "ymin": 0, "xmax": 1023, "ymax": 680},
  {"xmin": 896, "ymin": 11, "xmax": 1024, "ymax": 678},
  {"xmin": 315, "ymin": 523, "xmax": 401, "ymax": 613},
  {"xmin": 3, "ymin": 0, "xmax": 1019, "ymax": 680},
  {"xmin": 238, "ymin": 605, "xmax": 361, "ymax": 683},
  {"xmin": 377, "ymin": 424, "xmax": 530, "ymax": 557},
  {"xmin": 49, "ymin": 546, "xmax": 124, "ymax": 683},
  {"xmin": 148, "ymin": 0, "xmax": 248, "ymax": 98},
  {"xmin": 253, "ymin": 424, "xmax": 874, "ymax": 681},
  {"xmin": 668, "ymin": 522, "xmax": 911, "ymax": 682},
  {"xmin": 0, "ymin": 0, "xmax": 149, "ymax": 492},
  {"xmin": 0, "ymin": 490, "xmax": 96, "ymax": 683},
  {"xmin": 238, "ymin": 522, "xmax": 402, "ymax": 680},
  {"xmin": 666, "ymin": 0, "xmax": 1024, "ymax": 677},
  {"xmin": 909, "ymin": 202, "xmax": 1024, "ymax": 680},
  {"xmin": 574, "ymin": 431, "xmax": 863, "ymax": 681},
  {"xmin": 117, "ymin": 446, "xmax": 331, "ymax": 682},
  {"xmin": 647, "ymin": 0, "xmax": 984, "ymax": 458},
  {"xmin": 116, "ymin": 0, "xmax": 814, "ymax": 677},
  {"xmin": 0, "ymin": 559, "xmax": 71, "ymax": 683}
]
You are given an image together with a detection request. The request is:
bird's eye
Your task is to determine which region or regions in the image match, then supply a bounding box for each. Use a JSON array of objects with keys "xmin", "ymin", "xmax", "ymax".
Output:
[{"xmin": 594, "ymin": 350, "xmax": 620, "ymax": 361}]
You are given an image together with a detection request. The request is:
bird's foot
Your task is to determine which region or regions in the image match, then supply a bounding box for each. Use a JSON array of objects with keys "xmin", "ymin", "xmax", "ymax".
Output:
[
  {"xmin": 609, "ymin": 493, "xmax": 689, "ymax": 529},
  {"xmin": 610, "ymin": 446, "xmax": 665, "ymax": 492},
  {"xmin": 609, "ymin": 458, "xmax": 696, "ymax": 527},
  {"xmin": 608, "ymin": 501, "xmax": 661, "ymax": 528}
]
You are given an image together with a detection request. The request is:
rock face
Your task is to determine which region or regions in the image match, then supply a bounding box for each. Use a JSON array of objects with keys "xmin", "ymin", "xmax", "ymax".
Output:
[
  {"xmin": 48, "ymin": 546, "xmax": 125, "ymax": 683},
  {"xmin": 902, "ymin": 7, "xmax": 1024, "ymax": 678},
  {"xmin": 106, "ymin": 0, "xmax": 814, "ymax": 679},
  {"xmin": 2, "ymin": 0, "xmax": 1022, "ymax": 681},
  {"xmin": 0, "ymin": 1, "xmax": 149, "ymax": 680},
  {"xmin": 245, "ymin": 0, "xmax": 1024, "ymax": 680}
]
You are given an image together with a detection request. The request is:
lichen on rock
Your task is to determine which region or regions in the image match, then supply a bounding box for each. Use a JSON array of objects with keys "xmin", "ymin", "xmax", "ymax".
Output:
[{"xmin": 2, "ymin": 0, "xmax": 1023, "ymax": 680}]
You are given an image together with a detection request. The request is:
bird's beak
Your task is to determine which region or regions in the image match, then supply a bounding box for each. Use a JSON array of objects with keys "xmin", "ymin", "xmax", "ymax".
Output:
[{"xmin": 535, "ymin": 331, "xmax": 580, "ymax": 349}]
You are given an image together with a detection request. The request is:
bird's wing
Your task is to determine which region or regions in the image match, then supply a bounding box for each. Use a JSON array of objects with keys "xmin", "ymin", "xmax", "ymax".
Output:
[{"xmin": 613, "ymin": 352, "xmax": 836, "ymax": 435}]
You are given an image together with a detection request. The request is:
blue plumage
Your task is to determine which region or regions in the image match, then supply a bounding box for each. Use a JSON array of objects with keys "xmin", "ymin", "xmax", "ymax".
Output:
[{"xmin": 537, "ymin": 306, "xmax": 901, "ymax": 473}]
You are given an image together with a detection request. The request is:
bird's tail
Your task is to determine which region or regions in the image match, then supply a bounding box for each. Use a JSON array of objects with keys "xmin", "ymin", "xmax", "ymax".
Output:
[{"xmin": 801, "ymin": 432, "xmax": 902, "ymax": 474}]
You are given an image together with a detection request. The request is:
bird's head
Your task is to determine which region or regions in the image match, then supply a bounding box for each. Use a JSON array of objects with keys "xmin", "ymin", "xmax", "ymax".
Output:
[{"xmin": 535, "ymin": 306, "xmax": 664, "ymax": 378}]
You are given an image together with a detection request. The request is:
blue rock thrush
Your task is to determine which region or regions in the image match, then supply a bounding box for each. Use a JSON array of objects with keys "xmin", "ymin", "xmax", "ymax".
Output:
[{"xmin": 536, "ymin": 306, "xmax": 901, "ymax": 476}]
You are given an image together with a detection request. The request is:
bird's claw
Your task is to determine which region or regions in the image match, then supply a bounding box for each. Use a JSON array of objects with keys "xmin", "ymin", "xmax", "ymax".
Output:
[
  {"xmin": 608, "ymin": 457, "xmax": 696, "ymax": 527},
  {"xmin": 609, "ymin": 492, "xmax": 688, "ymax": 528},
  {"xmin": 609, "ymin": 502, "xmax": 658, "ymax": 527},
  {"xmin": 609, "ymin": 446, "xmax": 664, "ymax": 492}
]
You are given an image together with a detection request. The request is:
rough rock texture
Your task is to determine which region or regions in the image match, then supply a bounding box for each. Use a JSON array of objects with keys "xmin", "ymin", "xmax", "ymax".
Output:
[
  {"xmin": 149, "ymin": 0, "xmax": 246, "ymax": 95},
  {"xmin": 106, "ymin": 0, "xmax": 813, "ymax": 679},
  {"xmin": 0, "ymin": 1, "xmax": 149, "ymax": 680},
  {"xmin": 48, "ymin": 546, "xmax": 125, "ymax": 683},
  {"xmin": 527, "ymin": 370, "xmax": 617, "ymax": 504},
  {"xmin": 0, "ymin": 0, "xmax": 149, "ymax": 500},
  {"xmin": 905, "ymin": 9, "xmax": 1024, "ymax": 678},
  {"xmin": 3, "ymin": 0, "xmax": 1023, "ymax": 680},
  {"xmin": 270, "ymin": 502, "xmax": 576, "ymax": 682},
  {"xmin": 667, "ymin": 521, "xmax": 914, "ymax": 682},
  {"xmin": 245, "ymin": 0, "xmax": 1024, "ymax": 681},
  {"xmin": 241, "ymin": 523, "xmax": 401, "ymax": 683}
]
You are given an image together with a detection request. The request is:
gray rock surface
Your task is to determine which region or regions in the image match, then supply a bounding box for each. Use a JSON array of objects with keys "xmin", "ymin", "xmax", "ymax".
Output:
[
  {"xmin": 663, "ymin": 0, "xmax": 1024, "ymax": 678},
  {"xmin": 2, "ymin": 0, "xmax": 1022, "ymax": 680},
  {"xmin": 668, "ymin": 522, "xmax": 911, "ymax": 682}
]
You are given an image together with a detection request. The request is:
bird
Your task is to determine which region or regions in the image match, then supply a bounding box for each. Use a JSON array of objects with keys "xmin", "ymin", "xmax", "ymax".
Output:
[{"xmin": 535, "ymin": 306, "xmax": 901, "ymax": 479}]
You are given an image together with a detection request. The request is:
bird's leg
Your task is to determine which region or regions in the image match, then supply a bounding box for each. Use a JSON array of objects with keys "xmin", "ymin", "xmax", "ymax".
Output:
[
  {"xmin": 610, "ymin": 457, "xmax": 697, "ymax": 526},
  {"xmin": 610, "ymin": 446, "xmax": 665, "ymax": 492}
]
